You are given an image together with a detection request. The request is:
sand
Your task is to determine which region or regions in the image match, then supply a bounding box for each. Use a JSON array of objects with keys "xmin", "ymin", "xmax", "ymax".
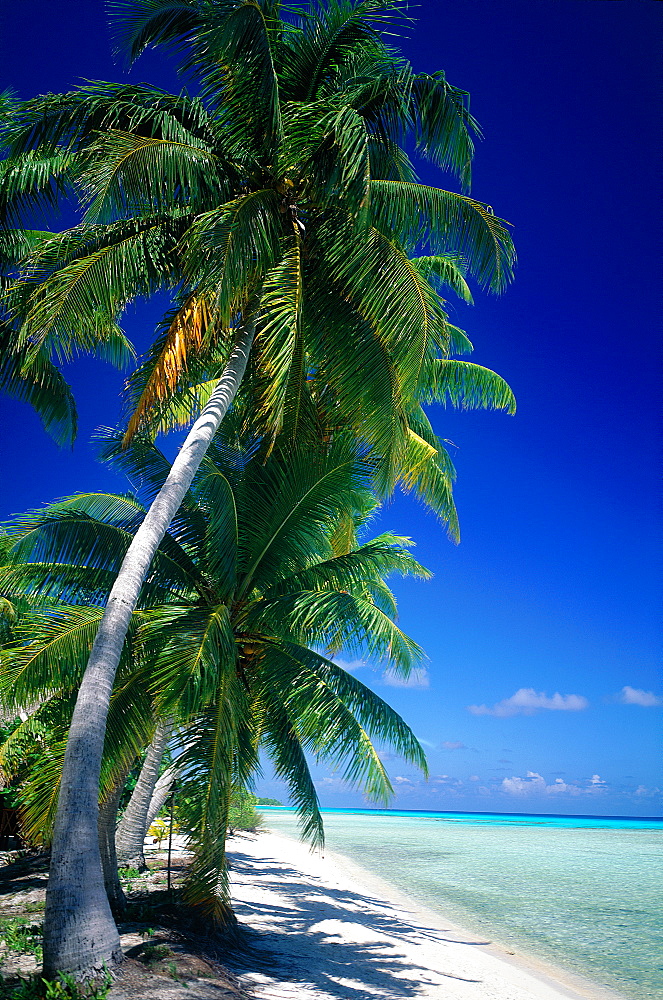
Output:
[{"xmin": 227, "ymin": 829, "xmax": 625, "ymax": 1000}]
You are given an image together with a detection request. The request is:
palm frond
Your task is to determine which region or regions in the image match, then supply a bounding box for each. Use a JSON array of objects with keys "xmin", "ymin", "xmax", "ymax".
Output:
[
  {"xmin": 425, "ymin": 359, "xmax": 516, "ymax": 412},
  {"xmin": 111, "ymin": 0, "xmax": 203, "ymax": 66},
  {"xmin": 0, "ymin": 150, "xmax": 74, "ymax": 226},
  {"xmin": 80, "ymin": 129, "xmax": 222, "ymax": 223},
  {"xmin": 143, "ymin": 604, "xmax": 236, "ymax": 719},
  {"xmin": 270, "ymin": 534, "xmax": 431, "ymax": 599},
  {"xmin": 371, "ymin": 179, "xmax": 515, "ymax": 292},
  {"xmin": 183, "ymin": 190, "xmax": 282, "ymax": 323},
  {"xmin": 236, "ymin": 445, "xmax": 372, "ymax": 598},
  {"xmin": 123, "ymin": 295, "xmax": 217, "ymax": 444},
  {"xmin": 0, "ymin": 320, "xmax": 77, "ymax": 446},
  {"xmin": 14, "ymin": 216, "xmax": 186, "ymax": 364},
  {"xmin": 255, "ymin": 690, "xmax": 324, "ymax": 847},
  {"xmin": 410, "ymin": 254, "xmax": 473, "ymax": 304},
  {"xmin": 251, "ymin": 238, "xmax": 303, "ymax": 443}
]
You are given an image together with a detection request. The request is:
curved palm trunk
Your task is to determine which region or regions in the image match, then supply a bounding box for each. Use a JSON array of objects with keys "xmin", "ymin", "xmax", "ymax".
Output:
[
  {"xmin": 145, "ymin": 761, "xmax": 180, "ymax": 832},
  {"xmin": 98, "ymin": 771, "xmax": 131, "ymax": 918},
  {"xmin": 116, "ymin": 720, "xmax": 172, "ymax": 870},
  {"xmin": 42, "ymin": 322, "xmax": 255, "ymax": 978}
]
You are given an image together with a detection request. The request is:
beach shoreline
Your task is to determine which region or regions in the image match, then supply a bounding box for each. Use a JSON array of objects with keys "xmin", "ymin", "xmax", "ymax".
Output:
[{"xmin": 227, "ymin": 827, "xmax": 626, "ymax": 1000}]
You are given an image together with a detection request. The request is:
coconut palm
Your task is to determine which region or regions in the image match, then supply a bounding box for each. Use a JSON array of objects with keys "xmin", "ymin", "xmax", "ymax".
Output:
[
  {"xmin": 2, "ymin": 0, "xmax": 515, "ymax": 974},
  {"xmin": 2, "ymin": 429, "xmax": 429, "ymax": 927}
]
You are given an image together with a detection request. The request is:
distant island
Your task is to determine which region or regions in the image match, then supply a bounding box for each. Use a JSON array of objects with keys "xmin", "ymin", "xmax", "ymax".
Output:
[{"xmin": 257, "ymin": 797, "xmax": 283, "ymax": 806}]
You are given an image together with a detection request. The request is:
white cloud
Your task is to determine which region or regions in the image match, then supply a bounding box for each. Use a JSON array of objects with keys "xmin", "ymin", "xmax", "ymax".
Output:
[
  {"xmin": 332, "ymin": 657, "xmax": 367, "ymax": 674},
  {"xmin": 618, "ymin": 686, "xmax": 662, "ymax": 707},
  {"xmin": 634, "ymin": 784, "xmax": 662, "ymax": 799},
  {"xmin": 500, "ymin": 770, "xmax": 609, "ymax": 798},
  {"xmin": 440, "ymin": 740, "xmax": 467, "ymax": 750},
  {"xmin": 383, "ymin": 667, "xmax": 430, "ymax": 689},
  {"xmin": 468, "ymin": 687, "xmax": 589, "ymax": 717}
]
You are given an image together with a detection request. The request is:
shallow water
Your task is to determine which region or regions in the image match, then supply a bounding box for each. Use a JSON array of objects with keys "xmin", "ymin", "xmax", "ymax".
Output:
[{"xmin": 263, "ymin": 808, "xmax": 663, "ymax": 999}]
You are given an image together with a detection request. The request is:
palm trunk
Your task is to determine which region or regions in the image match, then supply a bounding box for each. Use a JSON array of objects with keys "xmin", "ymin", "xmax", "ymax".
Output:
[
  {"xmin": 116, "ymin": 719, "xmax": 172, "ymax": 870},
  {"xmin": 145, "ymin": 761, "xmax": 180, "ymax": 832},
  {"xmin": 42, "ymin": 321, "xmax": 255, "ymax": 978},
  {"xmin": 98, "ymin": 772, "xmax": 130, "ymax": 918}
]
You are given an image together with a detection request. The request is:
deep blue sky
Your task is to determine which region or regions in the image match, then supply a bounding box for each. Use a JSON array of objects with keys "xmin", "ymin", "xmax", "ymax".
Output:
[{"xmin": 1, "ymin": 1, "xmax": 660, "ymax": 816}]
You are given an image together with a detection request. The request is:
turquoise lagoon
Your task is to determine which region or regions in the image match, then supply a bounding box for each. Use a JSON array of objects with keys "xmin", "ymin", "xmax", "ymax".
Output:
[{"xmin": 263, "ymin": 807, "xmax": 663, "ymax": 999}]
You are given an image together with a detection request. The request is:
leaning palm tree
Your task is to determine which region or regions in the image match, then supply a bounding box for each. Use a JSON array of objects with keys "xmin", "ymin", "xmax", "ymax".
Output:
[
  {"xmin": 2, "ymin": 0, "xmax": 515, "ymax": 975},
  {"xmin": 2, "ymin": 429, "xmax": 430, "ymax": 927},
  {"xmin": 115, "ymin": 717, "xmax": 174, "ymax": 869}
]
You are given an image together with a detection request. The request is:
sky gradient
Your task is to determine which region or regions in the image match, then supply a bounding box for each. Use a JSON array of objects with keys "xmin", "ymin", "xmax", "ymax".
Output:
[{"xmin": 1, "ymin": 1, "xmax": 660, "ymax": 816}]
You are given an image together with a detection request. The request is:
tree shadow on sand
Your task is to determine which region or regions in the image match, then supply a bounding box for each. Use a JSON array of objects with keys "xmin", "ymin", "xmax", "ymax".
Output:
[{"xmin": 227, "ymin": 847, "xmax": 490, "ymax": 1000}]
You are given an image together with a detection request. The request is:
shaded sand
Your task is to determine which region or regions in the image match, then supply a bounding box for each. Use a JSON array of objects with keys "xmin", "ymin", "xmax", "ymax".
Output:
[{"xmin": 227, "ymin": 830, "xmax": 625, "ymax": 1000}]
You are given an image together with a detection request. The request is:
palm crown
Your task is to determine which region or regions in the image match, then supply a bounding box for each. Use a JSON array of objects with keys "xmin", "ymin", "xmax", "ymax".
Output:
[{"xmin": 3, "ymin": 0, "xmax": 515, "ymax": 531}]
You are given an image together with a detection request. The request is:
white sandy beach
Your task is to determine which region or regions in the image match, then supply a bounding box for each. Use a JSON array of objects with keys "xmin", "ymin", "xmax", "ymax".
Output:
[{"xmin": 226, "ymin": 829, "xmax": 625, "ymax": 1000}]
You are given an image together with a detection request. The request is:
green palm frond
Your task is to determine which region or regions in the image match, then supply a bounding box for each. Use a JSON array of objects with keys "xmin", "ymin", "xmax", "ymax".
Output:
[
  {"xmin": 410, "ymin": 254, "xmax": 473, "ymax": 304},
  {"xmin": 196, "ymin": 466, "xmax": 239, "ymax": 600},
  {"xmin": 0, "ymin": 605, "xmax": 104, "ymax": 708},
  {"xmin": 371, "ymin": 179, "xmax": 515, "ymax": 291},
  {"xmin": 143, "ymin": 604, "xmax": 236, "ymax": 718},
  {"xmin": 14, "ymin": 217, "xmax": 186, "ymax": 364},
  {"xmin": 270, "ymin": 534, "xmax": 431, "ymax": 598},
  {"xmin": 256, "ymin": 690, "xmax": 325, "ymax": 847},
  {"xmin": 6, "ymin": 493, "xmax": 204, "ymax": 601},
  {"xmin": 5, "ymin": 81, "xmax": 214, "ymax": 158},
  {"xmin": 236, "ymin": 445, "xmax": 372, "ymax": 598},
  {"xmin": 410, "ymin": 72, "xmax": 479, "ymax": 190},
  {"xmin": 6, "ymin": 713, "xmax": 71, "ymax": 846},
  {"xmin": 253, "ymin": 588, "xmax": 425, "ymax": 673},
  {"xmin": 174, "ymin": 673, "xmax": 255, "ymax": 922},
  {"xmin": 0, "ymin": 320, "xmax": 77, "ymax": 446},
  {"xmin": 398, "ymin": 404, "xmax": 459, "ymax": 538},
  {"xmin": 100, "ymin": 675, "xmax": 155, "ymax": 803},
  {"xmin": 0, "ymin": 149, "xmax": 74, "ymax": 225},
  {"xmin": 304, "ymin": 275, "xmax": 408, "ymax": 466},
  {"xmin": 195, "ymin": 1, "xmax": 283, "ymax": 156},
  {"xmin": 183, "ymin": 190, "xmax": 282, "ymax": 322},
  {"xmin": 252, "ymin": 238, "xmax": 303, "ymax": 442},
  {"xmin": 280, "ymin": 0, "xmax": 410, "ymax": 103},
  {"xmin": 426, "ymin": 359, "xmax": 516, "ymax": 412},
  {"xmin": 258, "ymin": 638, "xmax": 427, "ymax": 820},
  {"xmin": 111, "ymin": 0, "xmax": 203, "ymax": 67},
  {"xmin": 80, "ymin": 130, "xmax": 222, "ymax": 223},
  {"xmin": 289, "ymin": 103, "xmax": 371, "ymax": 218}
]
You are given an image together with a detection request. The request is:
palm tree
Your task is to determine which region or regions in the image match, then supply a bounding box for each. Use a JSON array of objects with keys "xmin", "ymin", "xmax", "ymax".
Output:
[
  {"xmin": 2, "ymin": 429, "xmax": 430, "ymax": 928},
  {"xmin": 2, "ymin": 0, "xmax": 515, "ymax": 975}
]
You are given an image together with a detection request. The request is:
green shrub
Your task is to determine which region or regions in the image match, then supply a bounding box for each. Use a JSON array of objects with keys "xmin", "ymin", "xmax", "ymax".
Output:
[{"xmin": 227, "ymin": 789, "xmax": 262, "ymax": 833}]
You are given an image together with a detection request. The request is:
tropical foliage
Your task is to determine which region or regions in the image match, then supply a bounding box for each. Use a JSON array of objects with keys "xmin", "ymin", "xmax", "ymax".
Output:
[
  {"xmin": 0, "ymin": 0, "xmax": 516, "ymax": 975},
  {"xmin": 1, "ymin": 0, "xmax": 515, "ymax": 524},
  {"xmin": 1, "ymin": 429, "xmax": 430, "ymax": 923}
]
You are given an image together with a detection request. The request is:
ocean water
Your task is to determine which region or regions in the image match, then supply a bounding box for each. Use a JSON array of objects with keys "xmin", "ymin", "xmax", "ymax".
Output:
[{"xmin": 262, "ymin": 807, "xmax": 663, "ymax": 999}]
